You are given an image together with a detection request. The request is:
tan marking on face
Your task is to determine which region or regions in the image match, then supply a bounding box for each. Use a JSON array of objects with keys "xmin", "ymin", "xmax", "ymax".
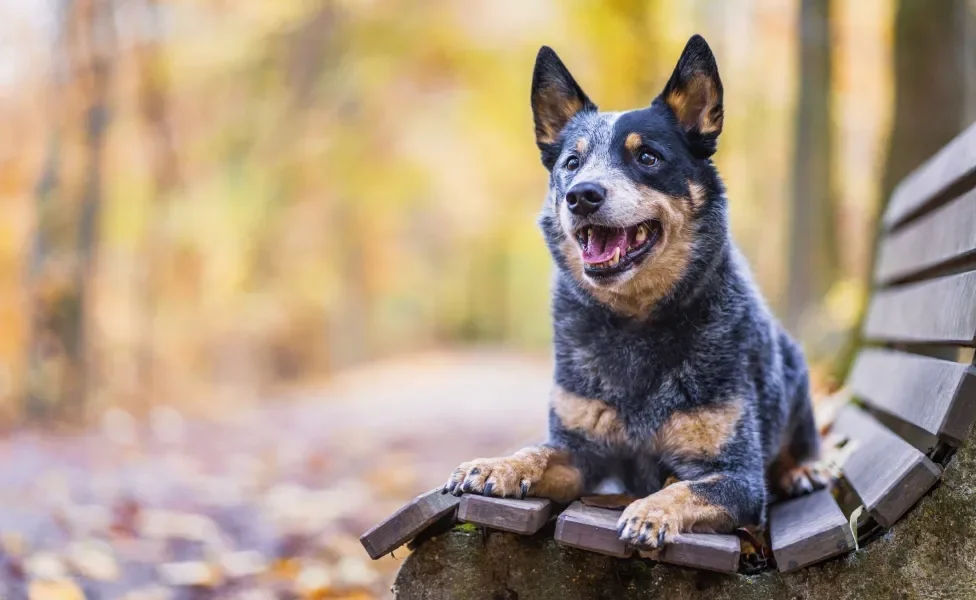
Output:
[
  {"xmin": 656, "ymin": 399, "xmax": 743, "ymax": 458},
  {"xmin": 447, "ymin": 445, "xmax": 583, "ymax": 503},
  {"xmin": 536, "ymin": 86, "xmax": 584, "ymax": 145},
  {"xmin": 556, "ymin": 181, "xmax": 697, "ymax": 318},
  {"xmin": 575, "ymin": 137, "xmax": 588, "ymax": 155},
  {"xmin": 624, "ymin": 132, "xmax": 643, "ymax": 153},
  {"xmin": 617, "ymin": 476, "xmax": 736, "ymax": 546},
  {"xmin": 551, "ymin": 386, "xmax": 628, "ymax": 446},
  {"xmin": 666, "ymin": 76, "xmax": 722, "ymax": 135},
  {"xmin": 556, "ymin": 191, "xmax": 695, "ymax": 319}
]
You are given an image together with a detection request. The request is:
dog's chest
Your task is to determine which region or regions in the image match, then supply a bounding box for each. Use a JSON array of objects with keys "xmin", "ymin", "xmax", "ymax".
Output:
[{"xmin": 562, "ymin": 325, "xmax": 685, "ymax": 403}]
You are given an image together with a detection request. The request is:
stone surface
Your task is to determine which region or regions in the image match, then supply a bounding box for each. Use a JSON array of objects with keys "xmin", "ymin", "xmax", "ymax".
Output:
[{"xmin": 393, "ymin": 425, "xmax": 976, "ymax": 599}]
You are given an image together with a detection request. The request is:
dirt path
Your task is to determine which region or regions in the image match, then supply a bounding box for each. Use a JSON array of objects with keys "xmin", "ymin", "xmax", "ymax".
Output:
[{"xmin": 0, "ymin": 350, "xmax": 552, "ymax": 599}]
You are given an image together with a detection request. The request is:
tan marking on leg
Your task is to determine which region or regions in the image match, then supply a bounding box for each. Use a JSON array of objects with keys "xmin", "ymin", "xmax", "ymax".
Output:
[
  {"xmin": 617, "ymin": 476, "xmax": 734, "ymax": 547},
  {"xmin": 768, "ymin": 441, "xmax": 832, "ymax": 498},
  {"xmin": 656, "ymin": 399, "xmax": 743, "ymax": 459},
  {"xmin": 776, "ymin": 462, "xmax": 832, "ymax": 497},
  {"xmin": 445, "ymin": 446, "xmax": 582, "ymax": 503},
  {"xmin": 624, "ymin": 132, "xmax": 643, "ymax": 153},
  {"xmin": 551, "ymin": 386, "xmax": 628, "ymax": 446}
]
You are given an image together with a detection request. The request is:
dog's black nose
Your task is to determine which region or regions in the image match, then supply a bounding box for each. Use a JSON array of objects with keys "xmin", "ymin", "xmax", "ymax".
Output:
[{"xmin": 565, "ymin": 182, "xmax": 606, "ymax": 216}]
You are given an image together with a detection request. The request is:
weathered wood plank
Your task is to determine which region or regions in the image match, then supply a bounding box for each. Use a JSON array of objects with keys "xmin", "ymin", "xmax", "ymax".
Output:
[
  {"xmin": 458, "ymin": 495, "xmax": 552, "ymax": 535},
  {"xmin": 863, "ymin": 270, "xmax": 976, "ymax": 346},
  {"xmin": 660, "ymin": 533, "xmax": 741, "ymax": 574},
  {"xmin": 554, "ymin": 501, "xmax": 740, "ymax": 572},
  {"xmin": 849, "ymin": 348, "xmax": 976, "ymax": 449},
  {"xmin": 359, "ymin": 489, "xmax": 459, "ymax": 560},
  {"xmin": 876, "ymin": 187, "xmax": 976, "ymax": 284},
  {"xmin": 769, "ymin": 489, "xmax": 854, "ymax": 572},
  {"xmin": 885, "ymin": 120, "xmax": 976, "ymax": 230},
  {"xmin": 832, "ymin": 405, "xmax": 942, "ymax": 527},
  {"xmin": 554, "ymin": 501, "xmax": 632, "ymax": 558}
]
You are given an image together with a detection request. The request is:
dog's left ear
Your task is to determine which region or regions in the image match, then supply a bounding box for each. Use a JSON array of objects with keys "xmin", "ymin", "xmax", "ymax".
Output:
[{"xmin": 660, "ymin": 34, "xmax": 723, "ymax": 158}]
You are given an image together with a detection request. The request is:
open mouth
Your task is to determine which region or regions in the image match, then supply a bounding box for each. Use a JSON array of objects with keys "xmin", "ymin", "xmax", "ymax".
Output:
[{"xmin": 575, "ymin": 220, "xmax": 662, "ymax": 277}]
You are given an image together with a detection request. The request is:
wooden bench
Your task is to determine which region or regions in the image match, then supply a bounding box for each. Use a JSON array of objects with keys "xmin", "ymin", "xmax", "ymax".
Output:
[{"xmin": 360, "ymin": 121, "xmax": 976, "ymax": 575}]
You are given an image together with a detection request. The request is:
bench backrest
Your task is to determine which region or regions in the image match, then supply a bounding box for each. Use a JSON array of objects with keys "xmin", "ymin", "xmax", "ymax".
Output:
[
  {"xmin": 849, "ymin": 120, "xmax": 976, "ymax": 455},
  {"xmin": 772, "ymin": 121, "xmax": 976, "ymax": 572}
]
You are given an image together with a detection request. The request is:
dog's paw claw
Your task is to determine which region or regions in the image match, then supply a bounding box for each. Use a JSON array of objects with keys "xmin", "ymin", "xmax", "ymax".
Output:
[
  {"xmin": 617, "ymin": 496, "xmax": 682, "ymax": 549},
  {"xmin": 444, "ymin": 455, "xmax": 544, "ymax": 499}
]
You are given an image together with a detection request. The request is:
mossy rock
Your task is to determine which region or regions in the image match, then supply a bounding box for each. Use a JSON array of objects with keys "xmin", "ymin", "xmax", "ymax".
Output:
[{"xmin": 393, "ymin": 426, "xmax": 976, "ymax": 599}]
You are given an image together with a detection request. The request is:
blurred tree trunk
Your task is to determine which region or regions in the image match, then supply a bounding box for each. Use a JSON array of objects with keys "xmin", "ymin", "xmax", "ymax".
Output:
[
  {"xmin": 136, "ymin": 0, "xmax": 179, "ymax": 411},
  {"xmin": 785, "ymin": 0, "xmax": 838, "ymax": 337},
  {"xmin": 880, "ymin": 0, "xmax": 972, "ymax": 202},
  {"xmin": 24, "ymin": 0, "xmax": 115, "ymax": 421},
  {"xmin": 836, "ymin": 0, "xmax": 974, "ymax": 377}
]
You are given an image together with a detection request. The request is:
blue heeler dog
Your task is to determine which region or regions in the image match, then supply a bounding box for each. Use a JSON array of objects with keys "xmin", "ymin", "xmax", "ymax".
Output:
[{"xmin": 444, "ymin": 35, "xmax": 826, "ymax": 548}]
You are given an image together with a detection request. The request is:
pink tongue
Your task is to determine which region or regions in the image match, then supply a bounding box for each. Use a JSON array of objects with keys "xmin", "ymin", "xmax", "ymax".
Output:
[{"xmin": 582, "ymin": 228, "xmax": 629, "ymax": 264}]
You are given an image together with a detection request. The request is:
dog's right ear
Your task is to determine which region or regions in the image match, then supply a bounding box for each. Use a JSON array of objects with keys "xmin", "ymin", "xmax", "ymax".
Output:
[{"xmin": 531, "ymin": 46, "xmax": 597, "ymax": 170}]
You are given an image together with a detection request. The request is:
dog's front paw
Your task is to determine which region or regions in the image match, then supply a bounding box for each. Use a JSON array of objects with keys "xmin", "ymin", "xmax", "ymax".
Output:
[
  {"xmin": 443, "ymin": 453, "xmax": 545, "ymax": 499},
  {"xmin": 616, "ymin": 494, "xmax": 683, "ymax": 548}
]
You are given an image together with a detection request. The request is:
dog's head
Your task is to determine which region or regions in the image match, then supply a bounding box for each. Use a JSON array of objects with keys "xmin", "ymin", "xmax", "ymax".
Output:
[{"xmin": 534, "ymin": 35, "xmax": 727, "ymax": 318}]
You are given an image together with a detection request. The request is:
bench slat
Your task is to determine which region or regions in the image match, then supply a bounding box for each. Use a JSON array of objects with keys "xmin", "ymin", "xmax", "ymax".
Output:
[
  {"xmin": 554, "ymin": 501, "xmax": 632, "ymax": 558},
  {"xmin": 553, "ymin": 502, "xmax": 740, "ymax": 573},
  {"xmin": 863, "ymin": 270, "xmax": 976, "ymax": 346},
  {"xmin": 769, "ymin": 489, "xmax": 854, "ymax": 572},
  {"xmin": 832, "ymin": 405, "xmax": 942, "ymax": 527},
  {"xmin": 359, "ymin": 489, "xmax": 460, "ymax": 559},
  {"xmin": 660, "ymin": 533, "xmax": 741, "ymax": 574},
  {"xmin": 876, "ymin": 187, "xmax": 976, "ymax": 284},
  {"xmin": 884, "ymin": 121, "xmax": 976, "ymax": 230},
  {"xmin": 458, "ymin": 495, "xmax": 552, "ymax": 535},
  {"xmin": 849, "ymin": 348, "xmax": 976, "ymax": 449}
]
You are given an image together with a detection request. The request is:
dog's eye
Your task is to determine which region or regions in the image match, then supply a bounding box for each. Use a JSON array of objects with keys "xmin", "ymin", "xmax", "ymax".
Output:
[
  {"xmin": 637, "ymin": 150, "xmax": 659, "ymax": 166},
  {"xmin": 565, "ymin": 156, "xmax": 580, "ymax": 171}
]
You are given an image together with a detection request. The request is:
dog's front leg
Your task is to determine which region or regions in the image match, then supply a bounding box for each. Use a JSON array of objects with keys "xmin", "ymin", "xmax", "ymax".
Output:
[
  {"xmin": 615, "ymin": 472, "xmax": 761, "ymax": 548},
  {"xmin": 617, "ymin": 398, "xmax": 766, "ymax": 548},
  {"xmin": 443, "ymin": 445, "xmax": 583, "ymax": 503}
]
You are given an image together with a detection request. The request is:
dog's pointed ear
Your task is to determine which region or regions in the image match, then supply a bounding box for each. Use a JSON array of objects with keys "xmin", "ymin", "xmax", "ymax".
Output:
[
  {"xmin": 531, "ymin": 46, "xmax": 597, "ymax": 170},
  {"xmin": 660, "ymin": 35, "xmax": 723, "ymax": 158}
]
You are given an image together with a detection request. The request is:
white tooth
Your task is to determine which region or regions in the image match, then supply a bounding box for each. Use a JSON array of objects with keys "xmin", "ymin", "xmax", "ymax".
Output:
[
  {"xmin": 635, "ymin": 225, "xmax": 647, "ymax": 244},
  {"xmin": 609, "ymin": 247, "xmax": 621, "ymax": 267},
  {"xmin": 587, "ymin": 228, "xmax": 593, "ymax": 246}
]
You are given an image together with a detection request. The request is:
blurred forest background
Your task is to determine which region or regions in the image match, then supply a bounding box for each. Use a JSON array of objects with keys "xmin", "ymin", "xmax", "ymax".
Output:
[{"xmin": 0, "ymin": 0, "xmax": 975, "ymax": 422}]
